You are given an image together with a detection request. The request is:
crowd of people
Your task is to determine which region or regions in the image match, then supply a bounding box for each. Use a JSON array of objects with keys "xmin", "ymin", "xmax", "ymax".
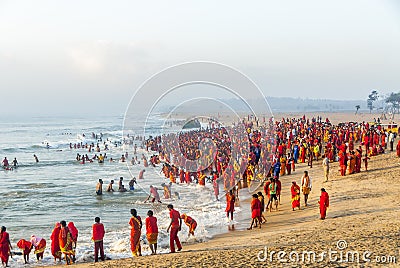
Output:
[{"xmin": 0, "ymin": 204, "xmax": 198, "ymax": 266}]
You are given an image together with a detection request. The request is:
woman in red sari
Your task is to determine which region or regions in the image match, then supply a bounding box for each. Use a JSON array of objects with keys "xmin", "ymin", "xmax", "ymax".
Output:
[
  {"xmin": 59, "ymin": 221, "xmax": 75, "ymax": 265},
  {"xmin": 319, "ymin": 188, "xmax": 330, "ymax": 220},
  {"xmin": 30, "ymin": 235, "xmax": 46, "ymax": 261},
  {"xmin": 17, "ymin": 239, "xmax": 32, "ymax": 264},
  {"xmin": 129, "ymin": 209, "xmax": 142, "ymax": 257},
  {"xmin": 0, "ymin": 226, "xmax": 12, "ymax": 267},
  {"xmin": 50, "ymin": 222, "xmax": 62, "ymax": 262},
  {"xmin": 291, "ymin": 181, "xmax": 301, "ymax": 211}
]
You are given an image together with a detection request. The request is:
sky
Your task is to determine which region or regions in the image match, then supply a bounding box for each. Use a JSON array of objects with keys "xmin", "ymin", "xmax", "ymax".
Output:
[{"xmin": 0, "ymin": 0, "xmax": 400, "ymax": 116}]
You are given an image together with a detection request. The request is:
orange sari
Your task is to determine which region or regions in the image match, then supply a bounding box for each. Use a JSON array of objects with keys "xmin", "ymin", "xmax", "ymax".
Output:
[
  {"xmin": 59, "ymin": 227, "xmax": 75, "ymax": 256},
  {"xmin": 129, "ymin": 216, "xmax": 141, "ymax": 257}
]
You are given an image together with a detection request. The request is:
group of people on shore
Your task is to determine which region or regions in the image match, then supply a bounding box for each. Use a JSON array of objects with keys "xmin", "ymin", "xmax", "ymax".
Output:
[{"xmin": 0, "ymin": 204, "xmax": 198, "ymax": 266}]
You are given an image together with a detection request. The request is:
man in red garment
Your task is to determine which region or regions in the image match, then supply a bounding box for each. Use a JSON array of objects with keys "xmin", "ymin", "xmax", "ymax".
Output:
[
  {"xmin": 166, "ymin": 204, "xmax": 182, "ymax": 253},
  {"xmin": 319, "ymin": 188, "xmax": 329, "ymax": 220},
  {"xmin": 92, "ymin": 217, "xmax": 105, "ymax": 262}
]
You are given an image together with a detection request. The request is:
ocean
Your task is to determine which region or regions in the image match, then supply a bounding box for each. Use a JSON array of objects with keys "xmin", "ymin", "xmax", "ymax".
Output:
[{"xmin": 0, "ymin": 114, "xmax": 245, "ymax": 266}]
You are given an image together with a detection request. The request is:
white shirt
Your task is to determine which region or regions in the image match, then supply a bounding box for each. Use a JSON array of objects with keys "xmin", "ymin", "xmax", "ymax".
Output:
[{"xmin": 301, "ymin": 175, "xmax": 312, "ymax": 189}]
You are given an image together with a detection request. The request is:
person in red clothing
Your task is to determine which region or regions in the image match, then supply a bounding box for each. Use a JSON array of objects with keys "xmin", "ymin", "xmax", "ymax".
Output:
[
  {"xmin": 166, "ymin": 204, "xmax": 182, "ymax": 253},
  {"xmin": 59, "ymin": 220, "xmax": 75, "ymax": 265},
  {"xmin": 17, "ymin": 239, "xmax": 32, "ymax": 264},
  {"xmin": 30, "ymin": 235, "xmax": 46, "ymax": 261},
  {"xmin": 319, "ymin": 188, "xmax": 330, "ymax": 220},
  {"xmin": 397, "ymin": 139, "xmax": 400, "ymax": 158},
  {"xmin": 225, "ymin": 190, "xmax": 235, "ymax": 221},
  {"xmin": 92, "ymin": 217, "xmax": 105, "ymax": 262},
  {"xmin": 50, "ymin": 222, "xmax": 62, "ymax": 263},
  {"xmin": 145, "ymin": 210, "xmax": 158, "ymax": 255},
  {"xmin": 247, "ymin": 194, "xmax": 262, "ymax": 230},
  {"xmin": 67, "ymin": 222, "xmax": 78, "ymax": 262},
  {"xmin": 0, "ymin": 226, "xmax": 12, "ymax": 267},
  {"xmin": 180, "ymin": 214, "xmax": 197, "ymax": 237}
]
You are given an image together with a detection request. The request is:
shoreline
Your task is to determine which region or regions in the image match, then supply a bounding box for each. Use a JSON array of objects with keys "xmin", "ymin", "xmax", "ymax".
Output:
[{"xmin": 47, "ymin": 148, "xmax": 400, "ymax": 267}]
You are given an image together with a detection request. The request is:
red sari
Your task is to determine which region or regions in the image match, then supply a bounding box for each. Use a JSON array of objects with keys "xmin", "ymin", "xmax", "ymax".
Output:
[
  {"xmin": 319, "ymin": 191, "xmax": 330, "ymax": 219},
  {"xmin": 0, "ymin": 231, "xmax": 10, "ymax": 264},
  {"xmin": 17, "ymin": 239, "xmax": 32, "ymax": 255},
  {"xmin": 129, "ymin": 216, "xmax": 141, "ymax": 257},
  {"xmin": 291, "ymin": 183, "xmax": 301, "ymax": 209},
  {"xmin": 50, "ymin": 224, "xmax": 62, "ymax": 259},
  {"xmin": 251, "ymin": 198, "xmax": 261, "ymax": 220}
]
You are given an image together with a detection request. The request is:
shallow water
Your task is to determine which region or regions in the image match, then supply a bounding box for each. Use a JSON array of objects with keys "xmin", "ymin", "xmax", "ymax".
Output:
[{"xmin": 0, "ymin": 115, "xmax": 242, "ymax": 266}]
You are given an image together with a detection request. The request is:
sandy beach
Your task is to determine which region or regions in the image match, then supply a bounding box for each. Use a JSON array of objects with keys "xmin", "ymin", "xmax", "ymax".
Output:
[{"xmin": 48, "ymin": 112, "xmax": 400, "ymax": 268}]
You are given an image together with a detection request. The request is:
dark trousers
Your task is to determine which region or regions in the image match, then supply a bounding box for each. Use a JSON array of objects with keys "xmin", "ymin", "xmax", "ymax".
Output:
[{"xmin": 94, "ymin": 240, "xmax": 105, "ymax": 262}]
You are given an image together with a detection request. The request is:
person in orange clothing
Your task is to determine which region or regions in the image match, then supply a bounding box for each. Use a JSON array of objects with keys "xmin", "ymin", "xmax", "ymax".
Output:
[
  {"xmin": 166, "ymin": 204, "xmax": 182, "ymax": 253},
  {"xmin": 247, "ymin": 194, "xmax": 262, "ymax": 230},
  {"xmin": 50, "ymin": 222, "xmax": 62, "ymax": 263},
  {"xmin": 92, "ymin": 217, "xmax": 105, "ymax": 262},
  {"xmin": 225, "ymin": 190, "xmax": 235, "ymax": 221},
  {"xmin": 0, "ymin": 226, "xmax": 12, "ymax": 267},
  {"xmin": 180, "ymin": 214, "xmax": 197, "ymax": 237},
  {"xmin": 30, "ymin": 235, "xmax": 46, "ymax": 261},
  {"xmin": 145, "ymin": 210, "xmax": 158, "ymax": 255},
  {"xmin": 59, "ymin": 221, "xmax": 75, "ymax": 265},
  {"xmin": 17, "ymin": 239, "xmax": 32, "ymax": 264},
  {"xmin": 129, "ymin": 209, "xmax": 142, "ymax": 257},
  {"xmin": 319, "ymin": 188, "xmax": 330, "ymax": 220}
]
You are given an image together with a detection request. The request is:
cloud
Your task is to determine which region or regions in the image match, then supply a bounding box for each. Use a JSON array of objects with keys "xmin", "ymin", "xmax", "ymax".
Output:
[{"xmin": 67, "ymin": 40, "xmax": 156, "ymax": 79}]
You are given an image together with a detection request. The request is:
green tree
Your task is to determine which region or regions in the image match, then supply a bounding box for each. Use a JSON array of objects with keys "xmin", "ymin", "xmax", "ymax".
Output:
[
  {"xmin": 367, "ymin": 90, "xmax": 378, "ymax": 113},
  {"xmin": 385, "ymin": 92, "xmax": 400, "ymax": 115}
]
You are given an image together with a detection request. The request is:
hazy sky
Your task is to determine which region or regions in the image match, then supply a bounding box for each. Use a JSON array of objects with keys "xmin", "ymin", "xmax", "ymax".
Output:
[{"xmin": 1, "ymin": 0, "xmax": 399, "ymax": 116}]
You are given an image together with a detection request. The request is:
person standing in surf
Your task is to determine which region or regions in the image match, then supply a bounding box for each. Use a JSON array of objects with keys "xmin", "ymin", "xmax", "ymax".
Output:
[{"xmin": 129, "ymin": 209, "xmax": 142, "ymax": 257}]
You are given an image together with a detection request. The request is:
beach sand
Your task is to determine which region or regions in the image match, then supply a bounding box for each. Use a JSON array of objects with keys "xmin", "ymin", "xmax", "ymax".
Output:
[{"xmin": 52, "ymin": 112, "xmax": 400, "ymax": 268}]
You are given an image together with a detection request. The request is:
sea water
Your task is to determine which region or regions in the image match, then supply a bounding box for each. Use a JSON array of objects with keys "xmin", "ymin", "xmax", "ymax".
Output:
[{"xmin": 0, "ymin": 114, "xmax": 246, "ymax": 267}]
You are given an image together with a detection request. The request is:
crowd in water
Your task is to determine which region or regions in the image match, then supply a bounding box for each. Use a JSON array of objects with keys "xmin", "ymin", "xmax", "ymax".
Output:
[{"xmin": 1, "ymin": 115, "xmax": 400, "ymax": 267}]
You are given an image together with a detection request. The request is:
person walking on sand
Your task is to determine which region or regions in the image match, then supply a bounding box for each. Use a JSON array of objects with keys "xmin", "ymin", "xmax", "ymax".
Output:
[
  {"xmin": 301, "ymin": 171, "xmax": 312, "ymax": 206},
  {"xmin": 319, "ymin": 188, "xmax": 329, "ymax": 220},
  {"xmin": 145, "ymin": 210, "xmax": 158, "ymax": 255},
  {"xmin": 322, "ymin": 154, "xmax": 329, "ymax": 182},
  {"xmin": 257, "ymin": 192, "xmax": 267, "ymax": 224},
  {"xmin": 92, "ymin": 217, "xmax": 105, "ymax": 262},
  {"xmin": 291, "ymin": 181, "xmax": 301, "ymax": 211},
  {"xmin": 166, "ymin": 204, "xmax": 182, "ymax": 253},
  {"xmin": 247, "ymin": 194, "xmax": 262, "ymax": 230}
]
